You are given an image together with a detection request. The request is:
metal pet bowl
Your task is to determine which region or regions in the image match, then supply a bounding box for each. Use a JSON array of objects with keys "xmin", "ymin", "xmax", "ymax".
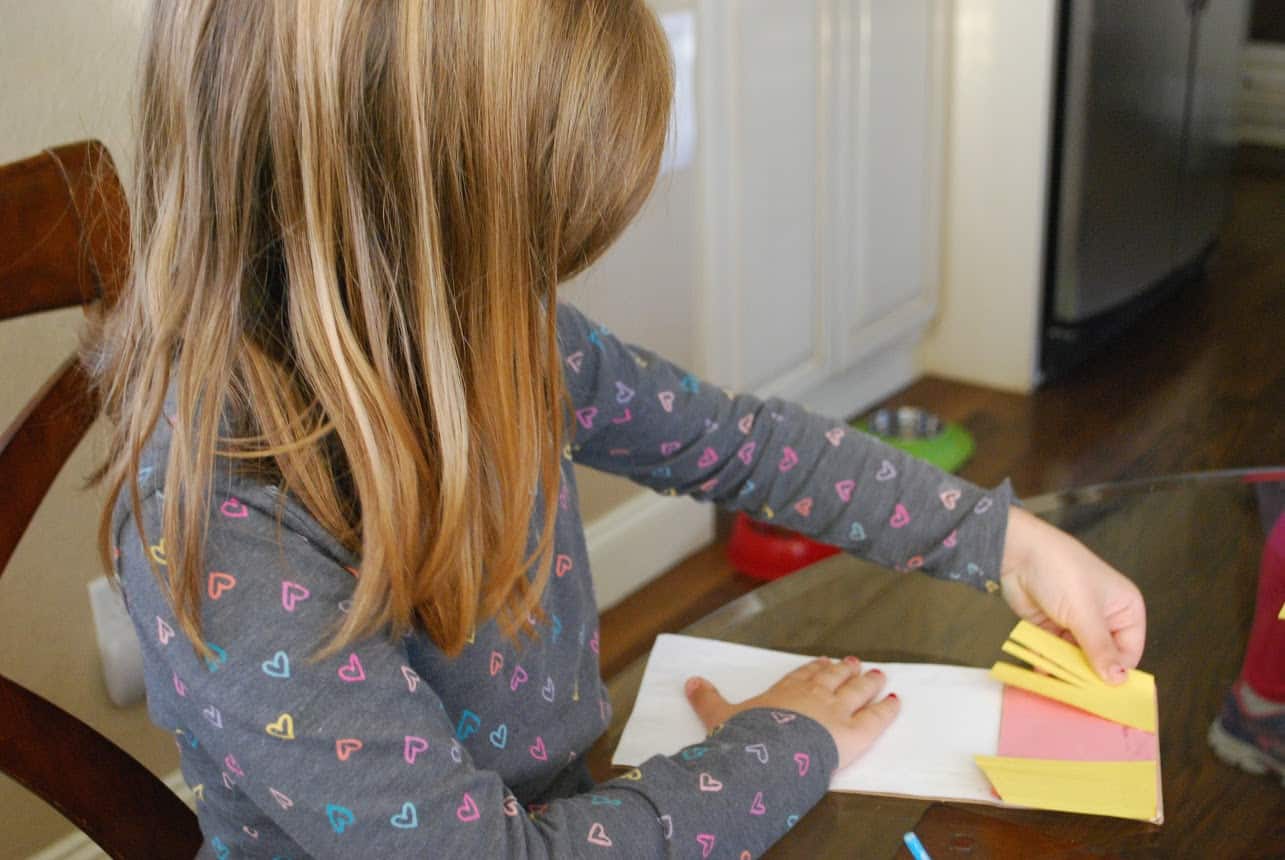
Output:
[
  {"xmin": 868, "ymin": 406, "xmax": 944, "ymax": 440},
  {"xmin": 859, "ymin": 406, "xmax": 974, "ymax": 474}
]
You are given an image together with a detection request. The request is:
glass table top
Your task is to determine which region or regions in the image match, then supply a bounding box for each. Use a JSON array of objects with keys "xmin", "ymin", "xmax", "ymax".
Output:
[{"xmin": 595, "ymin": 469, "xmax": 1285, "ymax": 858}]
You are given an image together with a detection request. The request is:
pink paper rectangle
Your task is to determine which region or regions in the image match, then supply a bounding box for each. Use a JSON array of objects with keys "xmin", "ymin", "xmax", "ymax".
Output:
[{"xmin": 997, "ymin": 686, "xmax": 1158, "ymax": 762}]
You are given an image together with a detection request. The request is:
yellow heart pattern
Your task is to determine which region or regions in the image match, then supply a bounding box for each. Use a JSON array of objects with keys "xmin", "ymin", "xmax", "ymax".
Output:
[{"xmin": 265, "ymin": 713, "xmax": 296, "ymax": 740}]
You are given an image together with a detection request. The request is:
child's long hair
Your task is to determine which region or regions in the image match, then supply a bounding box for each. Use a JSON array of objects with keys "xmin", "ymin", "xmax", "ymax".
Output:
[{"xmin": 88, "ymin": 0, "xmax": 673, "ymax": 657}]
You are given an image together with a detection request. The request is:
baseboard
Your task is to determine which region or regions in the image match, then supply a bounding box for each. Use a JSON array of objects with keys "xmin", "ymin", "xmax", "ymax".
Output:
[
  {"xmin": 585, "ymin": 491, "xmax": 715, "ymax": 610},
  {"xmin": 1240, "ymin": 42, "xmax": 1285, "ymax": 148}
]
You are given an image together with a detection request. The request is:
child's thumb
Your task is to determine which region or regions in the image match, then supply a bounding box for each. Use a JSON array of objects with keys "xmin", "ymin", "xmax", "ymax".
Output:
[
  {"xmin": 1070, "ymin": 615, "xmax": 1128, "ymax": 685},
  {"xmin": 684, "ymin": 676, "xmax": 730, "ymax": 729}
]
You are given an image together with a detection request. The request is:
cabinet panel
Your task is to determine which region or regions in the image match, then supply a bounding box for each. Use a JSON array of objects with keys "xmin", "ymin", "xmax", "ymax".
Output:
[
  {"xmin": 698, "ymin": 1, "xmax": 826, "ymax": 393},
  {"xmin": 851, "ymin": 0, "xmax": 938, "ymax": 325},
  {"xmin": 701, "ymin": 1, "xmax": 944, "ymax": 399}
]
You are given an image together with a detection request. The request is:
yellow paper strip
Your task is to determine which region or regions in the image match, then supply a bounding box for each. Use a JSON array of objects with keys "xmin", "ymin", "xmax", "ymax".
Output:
[
  {"xmin": 1000, "ymin": 640, "xmax": 1085, "ymax": 688},
  {"xmin": 975, "ymin": 756, "xmax": 1158, "ymax": 823},
  {"xmin": 990, "ymin": 661, "xmax": 1157, "ymax": 732},
  {"xmin": 1278, "ymin": 600, "xmax": 1284, "ymax": 620},
  {"xmin": 1008, "ymin": 621, "xmax": 1103, "ymax": 687}
]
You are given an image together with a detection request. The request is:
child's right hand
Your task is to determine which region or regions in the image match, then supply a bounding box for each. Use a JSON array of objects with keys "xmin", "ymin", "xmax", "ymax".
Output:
[{"xmin": 685, "ymin": 656, "xmax": 900, "ymax": 771}]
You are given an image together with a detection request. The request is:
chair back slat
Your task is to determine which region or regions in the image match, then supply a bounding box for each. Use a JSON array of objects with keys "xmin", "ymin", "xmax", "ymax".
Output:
[
  {"xmin": 0, "ymin": 675, "xmax": 203, "ymax": 860},
  {"xmin": 0, "ymin": 356, "xmax": 97, "ymax": 575},
  {"xmin": 0, "ymin": 141, "xmax": 128, "ymax": 320}
]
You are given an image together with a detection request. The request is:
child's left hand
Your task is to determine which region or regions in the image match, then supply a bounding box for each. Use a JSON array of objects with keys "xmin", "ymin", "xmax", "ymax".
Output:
[{"xmin": 999, "ymin": 506, "xmax": 1147, "ymax": 685}]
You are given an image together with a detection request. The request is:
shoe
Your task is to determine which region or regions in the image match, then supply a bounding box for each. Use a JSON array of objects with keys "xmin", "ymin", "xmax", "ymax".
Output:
[{"xmin": 1207, "ymin": 681, "xmax": 1285, "ymax": 786}]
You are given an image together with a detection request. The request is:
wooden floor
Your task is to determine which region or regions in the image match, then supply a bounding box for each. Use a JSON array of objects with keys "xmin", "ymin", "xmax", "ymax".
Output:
[{"xmin": 599, "ymin": 157, "xmax": 1285, "ymax": 681}]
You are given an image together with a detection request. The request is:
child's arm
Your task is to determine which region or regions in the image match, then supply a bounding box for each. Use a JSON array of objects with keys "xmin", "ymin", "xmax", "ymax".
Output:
[
  {"xmin": 559, "ymin": 301, "xmax": 1012, "ymax": 591},
  {"xmin": 120, "ymin": 491, "xmax": 837, "ymax": 858}
]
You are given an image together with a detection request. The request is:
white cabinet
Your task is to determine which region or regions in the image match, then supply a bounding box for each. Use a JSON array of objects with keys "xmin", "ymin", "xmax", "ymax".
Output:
[
  {"xmin": 570, "ymin": 1, "xmax": 954, "ymax": 607},
  {"xmin": 697, "ymin": 0, "xmax": 950, "ymax": 418}
]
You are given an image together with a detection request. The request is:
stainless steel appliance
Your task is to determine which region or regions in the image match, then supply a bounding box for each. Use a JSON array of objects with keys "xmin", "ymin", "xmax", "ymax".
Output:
[{"xmin": 1042, "ymin": 0, "xmax": 1250, "ymax": 377}]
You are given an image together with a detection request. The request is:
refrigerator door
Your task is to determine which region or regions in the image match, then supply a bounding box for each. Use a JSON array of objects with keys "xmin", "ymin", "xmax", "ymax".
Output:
[
  {"xmin": 1050, "ymin": 0, "xmax": 1193, "ymax": 324},
  {"xmin": 1174, "ymin": 0, "xmax": 1250, "ymax": 266}
]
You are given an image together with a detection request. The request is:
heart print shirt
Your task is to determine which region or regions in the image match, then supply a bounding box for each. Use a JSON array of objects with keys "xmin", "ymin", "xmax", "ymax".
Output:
[{"xmin": 113, "ymin": 301, "xmax": 1013, "ymax": 858}]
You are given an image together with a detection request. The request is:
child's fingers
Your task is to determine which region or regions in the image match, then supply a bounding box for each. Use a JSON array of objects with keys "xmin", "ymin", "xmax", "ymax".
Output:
[
  {"xmin": 846, "ymin": 693, "xmax": 901, "ymax": 747},
  {"xmin": 835, "ymin": 668, "xmax": 885, "ymax": 713},
  {"xmin": 1067, "ymin": 609, "xmax": 1128, "ymax": 684},
  {"xmin": 812, "ymin": 658, "xmax": 859, "ymax": 692},
  {"xmin": 684, "ymin": 676, "xmax": 732, "ymax": 730},
  {"xmin": 786, "ymin": 657, "xmax": 831, "ymax": 685}
]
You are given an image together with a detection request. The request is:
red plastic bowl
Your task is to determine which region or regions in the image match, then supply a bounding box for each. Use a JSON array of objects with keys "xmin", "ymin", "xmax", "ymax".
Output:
[{"xmin": 727, "ymin": 513, "xmax": 841, "ymax": 581}]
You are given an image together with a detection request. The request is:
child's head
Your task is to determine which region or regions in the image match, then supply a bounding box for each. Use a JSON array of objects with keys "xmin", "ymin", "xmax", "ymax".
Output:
[{"xmin": 94, "ymin": 0, "xmax": 673, "ymax": 655}]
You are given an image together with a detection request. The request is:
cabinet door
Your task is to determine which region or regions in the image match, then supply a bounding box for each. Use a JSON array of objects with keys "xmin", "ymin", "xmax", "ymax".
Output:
[
  {"xmin": 700, "ymin": 0, "xmax": 946, "ymax": 400},
  {"xmin": 833, "ymin": 1, "xmax": 946, "ymax": 367},
  {"xmin": 698, "ymin": 0, "xmax": 827, "ymax": 394}
]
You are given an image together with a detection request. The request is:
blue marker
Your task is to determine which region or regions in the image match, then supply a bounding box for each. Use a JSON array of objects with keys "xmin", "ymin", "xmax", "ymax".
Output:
[{"xmin": 903, "ymin": 831, "xmax": 933, "ymax": 860}]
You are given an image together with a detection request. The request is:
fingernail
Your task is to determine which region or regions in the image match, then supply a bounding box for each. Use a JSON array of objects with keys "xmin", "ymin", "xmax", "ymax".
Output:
[
  {"xmin": 843, "ymin": 656, "xmax": 860, "ymax": 666},
  {"xmin": 868, "ymin": 668, "xmax": 884, "ymax": 677},
  {"xmin": 685, "ymin": 678, "xmax": 700, "ymax": 694},
  {"xmin": 886, "ymin": 692, "xmax": 899, "ymax": 702}
]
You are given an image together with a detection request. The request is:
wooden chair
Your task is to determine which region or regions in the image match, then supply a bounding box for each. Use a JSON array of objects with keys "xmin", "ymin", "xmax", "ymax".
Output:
[{"xmin": 0, "ymin": 142, "xmax": 202, "ymax": 858}]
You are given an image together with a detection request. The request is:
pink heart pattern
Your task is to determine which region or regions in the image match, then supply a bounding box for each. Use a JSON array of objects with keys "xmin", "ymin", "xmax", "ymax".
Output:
[
  {"xmin": 587, "ymin": 822, "xmax": 613, "ymax": 847},
  {"xmin": 456, "ymin": 792, "xmax": 479, "ymax": 822},
  {"xmin": 403, "ymin": 736, "xmax": 429, "ymax": 764},
  {"xmin": 219, "ymin": 497, "xmax": 249, "ymax": 518},
  {"xmin": 280, "ymin": 581, "xmax": 310, "ymax": 612},
  {"xmin": 337, "ymin": 653, "xmax": 365, "ymax": 683}
]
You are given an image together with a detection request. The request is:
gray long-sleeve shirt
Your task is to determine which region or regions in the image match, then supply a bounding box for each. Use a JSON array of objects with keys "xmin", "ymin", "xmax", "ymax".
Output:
[{"xmin": 114, "ymin": 301, "xmax": 1012, "ymax": 858}]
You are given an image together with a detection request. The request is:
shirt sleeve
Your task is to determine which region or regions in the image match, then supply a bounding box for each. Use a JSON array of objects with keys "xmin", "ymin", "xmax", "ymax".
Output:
[
  {"xmin": 557, "ymin": 301, "xmax": 1013, "ymax": 590},
  {"xmin": 123, "ymin": 492, "xmax": 838, "ymax": 859}
]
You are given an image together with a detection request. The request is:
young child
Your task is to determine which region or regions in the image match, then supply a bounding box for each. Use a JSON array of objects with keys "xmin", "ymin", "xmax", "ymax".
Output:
[{"xmin": 91, "ymin": 2, "xmax": 1146, "ymax": 856}]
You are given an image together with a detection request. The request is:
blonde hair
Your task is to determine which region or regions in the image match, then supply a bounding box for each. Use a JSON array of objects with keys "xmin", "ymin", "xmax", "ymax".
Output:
[{"xmin": 89, "ymin": 0, "xmax": 673, "ymax": 657}]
